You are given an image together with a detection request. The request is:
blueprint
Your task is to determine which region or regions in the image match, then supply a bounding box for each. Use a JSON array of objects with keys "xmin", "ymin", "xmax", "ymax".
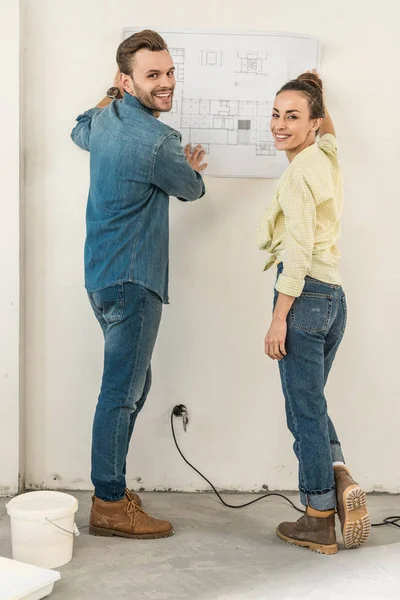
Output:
[{"xmin": 122, "ymin": 29, "xmax": 320, "ymax": 178}]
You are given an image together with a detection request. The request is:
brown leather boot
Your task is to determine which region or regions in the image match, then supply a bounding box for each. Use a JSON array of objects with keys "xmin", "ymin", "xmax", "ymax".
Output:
[
  {"xmin": 89, "ymin": 490, "xmax": 174, "ymax": 539},
  {"xmin": 125, "ymin": 488, "xmax": 142, "ymax": 507},
  {"xmin": 334, "ymin": 466, "xmax": 371, "ymax": 549},
  {"xmin": 276, "ymin": 510, "xmax": 338, "ymax": 555}
]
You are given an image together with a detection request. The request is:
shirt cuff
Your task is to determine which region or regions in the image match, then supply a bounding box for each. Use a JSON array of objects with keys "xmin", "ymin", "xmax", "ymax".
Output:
[{"xmin": 275, "ymin": 273, "xmax": 305, "ymax": 297}]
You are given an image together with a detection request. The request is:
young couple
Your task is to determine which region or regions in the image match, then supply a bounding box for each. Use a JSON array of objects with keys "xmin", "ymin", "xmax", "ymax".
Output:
[{"xmin": 71, "ymin": 29, "xmax": 370, "ymax": 554}]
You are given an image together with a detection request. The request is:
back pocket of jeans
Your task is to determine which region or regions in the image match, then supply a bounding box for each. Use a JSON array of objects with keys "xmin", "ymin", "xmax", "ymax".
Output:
[
  {"xmin": 92, "ymin": 284, "xmax": 125, "ymax": 324},
  {"xmin": 289, "ymin": 292, "xmax": 333, "ymax": 333}
]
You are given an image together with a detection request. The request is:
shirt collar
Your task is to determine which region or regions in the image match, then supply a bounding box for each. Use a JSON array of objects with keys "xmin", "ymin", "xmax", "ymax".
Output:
[{"xmin": 123, "ymin": 92, "xmax": 153, "ymax": 116}]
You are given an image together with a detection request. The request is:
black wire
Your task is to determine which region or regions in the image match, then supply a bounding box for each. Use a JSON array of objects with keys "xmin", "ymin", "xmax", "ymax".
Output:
[
  {"xmin": 171, "ymin": 412, "xmax": 304, "ymax": 515},
  {"xmin": 371, "ymin": 517, "xmax": 400, "ymax": 529},
  {"xmin": 171, "ymin": 410, "xmax": 400, "ymax": 529}
]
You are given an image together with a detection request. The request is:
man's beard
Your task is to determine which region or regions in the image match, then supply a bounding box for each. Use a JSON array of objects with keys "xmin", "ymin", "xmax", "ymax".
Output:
[{"xmin": 132, "ymin": 81, "xmax": 174, "ymax": 113}]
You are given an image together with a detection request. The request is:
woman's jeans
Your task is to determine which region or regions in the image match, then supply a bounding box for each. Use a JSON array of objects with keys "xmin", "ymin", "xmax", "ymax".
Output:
[
  {"xmin": 87, "ymin": 282, "xmax": 162, "ymax": 501},
  {"xmin": 275, "ymin": 265, "xmax": 346, "ymax": 510}
]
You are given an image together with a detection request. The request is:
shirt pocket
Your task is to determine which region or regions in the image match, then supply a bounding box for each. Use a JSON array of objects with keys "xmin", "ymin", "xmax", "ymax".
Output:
[{"xmin": 289, "ymin": 292, "xmax": 333, "ymax": 333}]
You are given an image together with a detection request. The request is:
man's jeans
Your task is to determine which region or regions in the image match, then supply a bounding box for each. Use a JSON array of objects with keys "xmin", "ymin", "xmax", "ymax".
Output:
[
  {"xmin": 275, "ymin": 265, "xmax": 346, "ymax": 510},
  {"xmin": 88, "ymin": 282, "xmax": 162, "ymax": 501}
]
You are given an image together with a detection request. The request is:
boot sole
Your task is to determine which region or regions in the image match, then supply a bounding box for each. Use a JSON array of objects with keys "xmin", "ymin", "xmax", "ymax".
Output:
[
  {"xmin": 340, "ymin": 484, "xmax": 371, "ymax": 549},
  {"xmin": 276, "ymin": 528, "xmax": 338, "ymax": 555},
  {"xmin": 89, "ymin": 525, "xmax": 174, "ymax": 539}
]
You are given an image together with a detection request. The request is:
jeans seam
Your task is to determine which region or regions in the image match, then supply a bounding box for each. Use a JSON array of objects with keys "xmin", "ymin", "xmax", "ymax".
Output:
[
  {"xmin": 280, "ymin": 359, "xmax": 306, "ymax": 489},
  {"xmin": 112, "ymin": 410, "xmax": 124, "ymax": 500},
  {"xmin": 125, "ymin": 286, "xmax": 147, "ymax": 414},
  {"xmin": 118, "ymin": 284, "xmax": 125, "ymax": 319},
  {"xmin": 110, "ymin": 284, "xmax": 127, "ymax": 499},
  {"xmin": 341, "ymin": 295, "xmax": 347, "ymax": 334},
  {"xmin": 111, "ymin": 285, "xmax": 147, "ymax": 499}
]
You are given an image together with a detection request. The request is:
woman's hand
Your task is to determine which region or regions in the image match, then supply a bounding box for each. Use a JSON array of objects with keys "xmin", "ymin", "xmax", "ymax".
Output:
[{"xmin": 264, "ymin": 316, "xmax": 287, "ymax": 360}]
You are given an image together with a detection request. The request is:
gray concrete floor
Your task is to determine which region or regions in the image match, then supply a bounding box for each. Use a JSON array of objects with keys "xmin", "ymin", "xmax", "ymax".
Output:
[{"xmin": 1, "ymin": 492, "xmax": 399, "ymax": 599}]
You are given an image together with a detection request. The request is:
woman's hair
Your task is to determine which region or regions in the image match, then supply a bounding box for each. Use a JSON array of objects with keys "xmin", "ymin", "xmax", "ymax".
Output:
[{"xmin": 277, "ymin": 72, "xmax": 325, "ymax": 119}]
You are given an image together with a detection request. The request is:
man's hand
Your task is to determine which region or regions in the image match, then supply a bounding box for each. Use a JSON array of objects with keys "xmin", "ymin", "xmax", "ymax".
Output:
[
  {"xmin": 184, "ymin": 144, "xmax": 208, "ymax": 172},
  {"xmin": 96, "ymin": 70, "xmax": 124, "ymax": 108},
  {"xmin": 264, "ymin": 317, "xmax": 287, "ymax": 361}
]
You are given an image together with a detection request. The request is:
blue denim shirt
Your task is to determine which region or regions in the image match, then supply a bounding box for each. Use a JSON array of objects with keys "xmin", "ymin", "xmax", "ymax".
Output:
[{"xmin": 71, "ymin": 93, "xmax": 205, "ymax": 303}]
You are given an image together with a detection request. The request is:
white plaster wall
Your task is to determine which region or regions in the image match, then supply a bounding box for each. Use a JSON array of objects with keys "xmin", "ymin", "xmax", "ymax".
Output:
[
  {"xmin": 24, "ymin": 0, "xmax": 400, "ymax": 493},
  {"xmin": 0, "ymin": 1, "xmax": 23, "ymax": 496}
]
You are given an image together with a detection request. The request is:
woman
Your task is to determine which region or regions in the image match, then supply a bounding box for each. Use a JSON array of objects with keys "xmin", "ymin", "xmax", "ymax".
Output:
[{"xmin": 257, "ymin": 71, "xmax": 371, "ymax": 555}]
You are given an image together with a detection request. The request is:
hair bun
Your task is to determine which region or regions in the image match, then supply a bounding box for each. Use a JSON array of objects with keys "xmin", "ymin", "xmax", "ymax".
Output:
[{"xmin": 296, "ymin": 72, "xmax": 323, "ymax": 93}]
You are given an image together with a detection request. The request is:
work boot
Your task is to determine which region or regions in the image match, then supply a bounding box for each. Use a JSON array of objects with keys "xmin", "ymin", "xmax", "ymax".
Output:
[
  {"xmin": 334, "ymin": 466, "xmax": 371, "ymax": 549},
  {"xmin": 276, "ymin": 510, "xmax": 338, "ymax": 555},
  {"xmin": 125, "ymin": 488, "xmax": 142, "ymax": 507},
  {"xmin": 89, "ymin": 489, "xmax": 174, "ymax": 539}
]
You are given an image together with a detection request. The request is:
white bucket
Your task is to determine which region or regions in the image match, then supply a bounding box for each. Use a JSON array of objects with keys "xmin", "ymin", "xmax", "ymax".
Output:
[{"xmin": 6, "ymin": 491, "xmax": 79, "ymax": 569}]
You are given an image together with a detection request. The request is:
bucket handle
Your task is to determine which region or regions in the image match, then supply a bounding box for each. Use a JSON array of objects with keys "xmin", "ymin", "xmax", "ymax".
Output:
[{"xmin": 45, "ymin": 517, "xmax": 80, "ymax": 536}]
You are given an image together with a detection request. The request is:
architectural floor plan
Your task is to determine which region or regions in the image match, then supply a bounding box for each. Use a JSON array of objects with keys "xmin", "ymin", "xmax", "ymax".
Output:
[{"xmin": 123, "ymin": 29, "xmax": 320, "ymax": 178}]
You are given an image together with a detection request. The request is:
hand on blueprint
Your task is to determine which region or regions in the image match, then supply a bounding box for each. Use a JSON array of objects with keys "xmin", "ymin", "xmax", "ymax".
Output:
[{"xmin": 184, "ymin": 143, "xmax": 208, "ymax": 173}]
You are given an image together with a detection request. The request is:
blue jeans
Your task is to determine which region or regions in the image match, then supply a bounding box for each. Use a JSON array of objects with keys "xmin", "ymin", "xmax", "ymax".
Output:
[
  {"xmin": 275, "ymin": 264, "xmax": 346, "ymax": 510},
  {"xmin": 87, "ymin": 282, "xmax": 162, "ymax": 501}
]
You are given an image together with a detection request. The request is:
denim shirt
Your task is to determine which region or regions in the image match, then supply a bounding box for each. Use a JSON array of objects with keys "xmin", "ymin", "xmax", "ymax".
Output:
[{"xmin": 71, "ymin": 93, "xmax": 206, "ymax": 303}]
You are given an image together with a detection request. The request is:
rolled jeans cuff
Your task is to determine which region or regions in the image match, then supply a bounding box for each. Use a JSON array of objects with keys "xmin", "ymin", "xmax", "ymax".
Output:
[
  {"xmin": 331, "ymin": 440, "xmax": 345, "ymax": 463},
  {"xmin": 300, "ymin": 487, "xmax": 337, "ymax": 510}
]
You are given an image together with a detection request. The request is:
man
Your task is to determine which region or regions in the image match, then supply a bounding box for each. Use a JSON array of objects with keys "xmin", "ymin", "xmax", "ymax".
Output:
[{"xmin": 71, "ymin": 30, "xmax": 207, "ymax": 539}]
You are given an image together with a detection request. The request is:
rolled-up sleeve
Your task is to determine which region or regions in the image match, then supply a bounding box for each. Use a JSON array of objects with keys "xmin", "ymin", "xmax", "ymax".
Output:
[
  {"xmin": 153, "ymin": 133, "xmax": 205, "ymax": 201},
  {"xmin": 70, "ymin": 108, "xmax": 101, "ymax": 151},
  {"xmin": 318, "ymin": 133, "xmax": 338, "ymax": 155},
  {"xmin": 275, "ymin": 170, "xmax": 316, "ymax": 297}
]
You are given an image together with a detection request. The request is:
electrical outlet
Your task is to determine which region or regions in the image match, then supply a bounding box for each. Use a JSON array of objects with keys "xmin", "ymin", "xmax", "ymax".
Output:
[{"xmin": 172, "ymin": 404, "xmax": 189, "ymax": 431}]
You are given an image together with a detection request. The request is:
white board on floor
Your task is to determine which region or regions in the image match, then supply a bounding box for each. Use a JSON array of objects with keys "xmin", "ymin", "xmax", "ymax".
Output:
[{"xmin": 0, "ymin": 557, "xmax": 60, "ymax": 600}]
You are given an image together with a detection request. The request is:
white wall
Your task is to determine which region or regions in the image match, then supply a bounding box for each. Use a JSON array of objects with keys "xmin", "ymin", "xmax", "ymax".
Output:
[
  {"xmin": 24, "ymin": 0, "xmax": 400, "ymax": 494},
  {"xmin": 0, "ymin": 1, "xmax": 23, "ymax": 496}
]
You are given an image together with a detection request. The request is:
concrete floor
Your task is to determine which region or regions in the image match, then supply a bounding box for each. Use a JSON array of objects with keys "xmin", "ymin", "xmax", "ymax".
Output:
[{"xmin": 1, "ymin": 492, "xmax": 399, "ymax": 600}]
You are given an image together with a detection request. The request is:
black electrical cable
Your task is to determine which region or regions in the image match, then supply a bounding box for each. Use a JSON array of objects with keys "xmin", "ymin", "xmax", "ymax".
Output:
[
  {"xmin": 371, "ymin": 517, "xmax": 400, "ymax": 529},
  {"xmin": 171, "ymin": 407, "xmax": 400, "ymax": 529},
  {"xmin": 171, "ymin": 409, "xmax": 304, "ymax": 514}
]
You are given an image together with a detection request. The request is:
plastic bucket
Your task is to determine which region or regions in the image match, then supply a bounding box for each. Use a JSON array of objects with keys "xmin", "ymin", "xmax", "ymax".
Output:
[{"xmin": 6, "ymin": 491, "xmax": 79, "ymax": 569}]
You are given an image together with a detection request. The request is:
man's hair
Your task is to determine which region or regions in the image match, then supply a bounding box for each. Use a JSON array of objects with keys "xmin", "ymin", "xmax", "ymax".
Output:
[{"xmin": 116, "ymin": 30, "xmax": 169, "ymax": 76}]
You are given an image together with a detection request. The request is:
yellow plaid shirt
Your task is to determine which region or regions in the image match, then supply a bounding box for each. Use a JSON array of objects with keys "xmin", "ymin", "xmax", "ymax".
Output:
[{"xmin": 257, "ymin": 134, "xmax": 343, "ymax": 297}]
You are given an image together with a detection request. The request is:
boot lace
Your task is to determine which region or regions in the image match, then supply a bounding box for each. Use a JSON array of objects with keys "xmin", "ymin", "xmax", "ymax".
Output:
[{"xmin": 125, "ymin": 496, "xmax": 146, "ymax": 527}]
